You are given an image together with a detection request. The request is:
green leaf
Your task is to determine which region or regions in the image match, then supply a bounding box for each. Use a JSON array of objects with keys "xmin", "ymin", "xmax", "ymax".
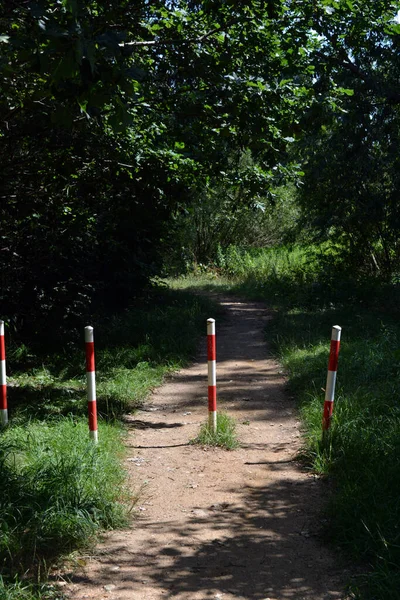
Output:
[
  {"xmin": 386, "ymin": 23, "xmax": 400, "ymax": 35},
  {"xmin": 63, "ymin": 0, "xmax": 78, "ymax": 17},
  {"xmin": 78, "ymin": 98, "xmax": 88, "ymax": 114}
]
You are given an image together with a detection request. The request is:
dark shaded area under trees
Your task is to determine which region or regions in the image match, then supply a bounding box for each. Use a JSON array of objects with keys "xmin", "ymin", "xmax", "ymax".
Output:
[{"xmin": 1, "ymin": 0, "xmax": 400, "ymax": 346}]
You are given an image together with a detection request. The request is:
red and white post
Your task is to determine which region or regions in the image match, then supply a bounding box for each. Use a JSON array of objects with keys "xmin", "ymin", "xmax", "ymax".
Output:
[
  {"xmin": 85, "ymin": 326, "xmax": 98, "ymax": 442},
  {"xmin": 207, "ymin": 318, "xmax": 217, "ymax": 434},
  {"xmin": 322, "ymin": 325, "xmax": 342, "ymax": 432},
  {"xmin": 0, "ymin": 321, "xmax": 8, "ymax": 426}
]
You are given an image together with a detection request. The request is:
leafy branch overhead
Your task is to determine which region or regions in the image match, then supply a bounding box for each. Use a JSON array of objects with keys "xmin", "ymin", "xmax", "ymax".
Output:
[
  {"xmin": 2, "ymin": 2, "xmax": 399, "ymax": 136},
  {"xmin": 1, "ymin": 0, "xmax": 400, "ymax": 338}
]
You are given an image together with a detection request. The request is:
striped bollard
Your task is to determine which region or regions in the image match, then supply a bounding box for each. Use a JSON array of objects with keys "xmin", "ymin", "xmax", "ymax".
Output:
[
  {"xmin": 0, "ymin": 321, "xmax": 8, "ymax": 426},
  {"xmin": 322, "ymin": 325, "xmax": 342, "ymax": 432},
  {"xmin": 85, "ymin": 326, "xmax": 98, "ymax": 442},
  {"xmin": 207, "ymin": 318, "xmax": 217, "ymax": 434}
]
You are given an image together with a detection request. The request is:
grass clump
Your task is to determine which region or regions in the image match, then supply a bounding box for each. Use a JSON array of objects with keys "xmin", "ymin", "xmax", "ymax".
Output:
[
  {"xmin": 0, "ymin": 578, "xmax": 61, "ymax": 600},
  {"xmin": 192, "ymin": 412, "xmax": 239, "ymax": 450},
  {"xmin": 0, "ymin": 418, "xmax": 128, "ymax": 581}
]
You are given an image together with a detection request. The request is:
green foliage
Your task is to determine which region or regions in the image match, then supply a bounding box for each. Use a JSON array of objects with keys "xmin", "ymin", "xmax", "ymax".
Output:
[
  {"xmin": 2, "ymin": 0, "xmax": 399, "ymax": 341},
  {"xmin": 0, "ymin": 419, "xmax": 127, "ymax": 577},
  {"xmin": 191, "ymin": 412, "xmax": 239, "ymax": 450},
  {"xmin": 0, "ymin": 578, "xmax": 61, "ymax": 600},
  {"xmin": 0, "ymin": 120, "xmax": 195, "ymax": 345},
  {"xmin": 295, "ymin": 1, "xmax": 400, "ymax": 278},
  {"xmin": 213, "ymin": 244, "xmax": 325, "ymax": 310},
  {"xmin": 0, "ymin": 0, "xmax": 327, "ymax": 343},
  {"xmin": 298, "ymin": 100, "xmax": 400, "ymax": 278},
  {"xmin": 164, "ymin": 174, "xmax": 301, "ymax": 272}
]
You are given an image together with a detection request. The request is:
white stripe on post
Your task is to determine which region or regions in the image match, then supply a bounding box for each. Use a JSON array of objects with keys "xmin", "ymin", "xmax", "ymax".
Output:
[
  {"xmin": 322, "ymin": 325, "xmax": 342, "ymax": 432},
  {"xmin": 207, "ymin": 318, "xmax": 217, "ymax": 434},
  {"xmin": 85, "ymin": 326, "xmax": 98, "ymax": 442},
  {"xmin": 0, "ymin": 321, "xmax": 8, "ymax": 426}
]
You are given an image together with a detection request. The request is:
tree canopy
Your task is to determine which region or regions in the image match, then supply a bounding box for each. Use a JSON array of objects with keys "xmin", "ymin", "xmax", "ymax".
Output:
[{"xmin": 1, "ymin": 0, "xmax": 400, "ymax": 340}]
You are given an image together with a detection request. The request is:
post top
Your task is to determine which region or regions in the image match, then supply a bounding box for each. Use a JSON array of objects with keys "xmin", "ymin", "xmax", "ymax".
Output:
[
  {"xmin": 331, "ymin": 325, "xmax": 341, "ymax": 342},
  {"xmin": 207, "ymin": 318, "xmax": 215, "ymax": 323},
  {"xmin": 84, "ymin": 326, "xmax": 94, "ymax": 343}
]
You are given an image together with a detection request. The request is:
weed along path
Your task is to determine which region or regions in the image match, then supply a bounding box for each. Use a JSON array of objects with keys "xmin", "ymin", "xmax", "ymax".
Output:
[{"xmin": 65, "ymin": 296, "xmax": 347, "ymax": 600}]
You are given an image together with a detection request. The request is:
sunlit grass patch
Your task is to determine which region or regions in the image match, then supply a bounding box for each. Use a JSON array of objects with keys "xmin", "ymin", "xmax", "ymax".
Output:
[
  {"xmin": 191, "ymin": 412, "xmax": 239, "ymax": 450},
  {"xmin": 164, "ymin": 273, "xmax": 231, "ymax": 288},
  {"xmin": 0, "ymin": 577, "xmax": 61, "ymax": 600},
  {"xmin": 0, "ymin": 419, "xmax": 128, "ymax": 578}
]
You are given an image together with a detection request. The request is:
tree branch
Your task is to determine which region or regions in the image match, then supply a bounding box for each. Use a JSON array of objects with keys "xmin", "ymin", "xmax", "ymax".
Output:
[
  {"xmin": 315, "ymin": 50, "xmax": 400, "ymax": 105},
  {"xmin": 123, "ymin": 16, "xmax": 241, "ymax": 47}
]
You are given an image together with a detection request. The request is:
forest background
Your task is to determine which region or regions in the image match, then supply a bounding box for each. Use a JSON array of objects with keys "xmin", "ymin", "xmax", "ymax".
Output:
[{"xmin": 1, "ymin": 1, "xmax": 400, "ymax": 599}]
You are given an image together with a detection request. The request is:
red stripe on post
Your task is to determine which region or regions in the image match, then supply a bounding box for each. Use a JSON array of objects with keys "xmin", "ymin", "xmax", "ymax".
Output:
[
  {"xmin": 208, "ymin": 386, "xmax": 217, "ymax": 412},
  {"xmin": 85, "ymin": 342, "xmax": 95, "ymax": 372},
  {"xmin": 0, "ymin": 385, "xmax": 6, "ymax": 410},
  {"xmin": 322, "ymin": 401, "xmax": 334, "ymax": 431},
  {"xmin": 0, "ymin": 336, "xmax": 5, "ymax": 362},
  {"xmin": 328, "ymin": 340, "xmax": 340, "ymax": 372},
  {"xmin": 88, "ymin": 402, "xmax": 98, "ymax": 431}
]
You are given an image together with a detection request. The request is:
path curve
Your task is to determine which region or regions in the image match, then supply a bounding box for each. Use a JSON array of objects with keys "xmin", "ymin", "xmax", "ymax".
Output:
[{"xmin": 65, "ymin": 296, "xmax": 347, "ymax": 600}]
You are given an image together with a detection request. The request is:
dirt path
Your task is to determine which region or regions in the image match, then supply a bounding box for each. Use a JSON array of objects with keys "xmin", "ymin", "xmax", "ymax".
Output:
[{"xmin": 64, "ymin": 296, "xmax": 348, "ymax": 600}]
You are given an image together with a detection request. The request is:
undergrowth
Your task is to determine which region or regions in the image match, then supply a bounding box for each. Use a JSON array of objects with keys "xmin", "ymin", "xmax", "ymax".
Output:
[
  {"xmin": 272, "ymin": 312, "xmax": 400, "ymax": 600},
  {"xmin": 6, "ymin": 287, "xmax": 220, "ymax": 423},
  {"xmin": 0, "ymin": 419, "xmax": 127, "ymax": 597}
]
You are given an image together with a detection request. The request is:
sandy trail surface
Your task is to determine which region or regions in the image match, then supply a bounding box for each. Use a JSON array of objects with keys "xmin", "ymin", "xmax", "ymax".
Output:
[{"xmin": 64, "ymin": 296, "xmax": 347, "ymax": 600}]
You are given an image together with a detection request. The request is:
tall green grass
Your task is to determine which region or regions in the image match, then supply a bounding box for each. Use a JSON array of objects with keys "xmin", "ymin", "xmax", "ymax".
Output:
[
  {"xmin": 273, "ymin": 311, "xmax": 400, "ymax": 599},
  {"xmin": 172, "ymin": 245, "xmax": 400, "ymax": 599},
  {"xmin": 0, "ymin": 578, "xmax": 61, "ymax": 600},
  {"xmin": 0, "ymin": 420, "xmax": 127, "ymax": 575}
]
